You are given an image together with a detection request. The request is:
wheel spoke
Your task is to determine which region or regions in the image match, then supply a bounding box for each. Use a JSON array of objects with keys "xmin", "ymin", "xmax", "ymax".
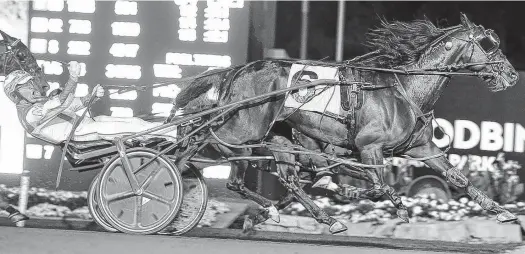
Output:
[
  {"xmin": 140, "ymin": 166, "xmax": 166, "ymax": 190},
  {"xmin": 116, "ymin": 144, "xmax": 140, "ymax": 192},
  {"xmin": 134, "ymin": 196, "xmax": 143, "ymax": 227},
  {"xmin": 142, "ymin": 191, "xmax": 172, "ymax": 206},
  {"xmin": 106, "ymin": 191, "xmax": 134, "ymax": 203}
]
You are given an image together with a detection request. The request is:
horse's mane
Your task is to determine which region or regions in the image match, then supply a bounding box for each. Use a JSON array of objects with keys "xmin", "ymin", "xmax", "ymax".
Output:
[
  {"xmin": 351, "ymin": 17, "xmax": 446, "ymax": 68},
  {"xmin": 174, "ymin": 18, "xmax": 449, "ymax": 110}
]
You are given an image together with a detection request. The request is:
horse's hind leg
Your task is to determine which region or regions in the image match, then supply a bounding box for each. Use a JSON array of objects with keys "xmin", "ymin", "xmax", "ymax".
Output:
[
  {"xmin": 406, "ymin": 142, "xmax": 517, "ymax": 223},
  {"xmin": 277, "ymin": 168, "xmax": 348, "ymax": 234},
  {"xmin": 214, "ymin": 145, "xmax": 280, "ymax": 231},
  {"xmin": 271, "ymin": 135, "xmax": 347, "ymax": 234},
  {"xmin": 228, "ymin": 160, "xmax": 281, "ymax": 232},
  {"xmin": 359, "ymin": 145, "xmax": 409, "ymax": 222},
  {"xmin": 245, "ymin": 190, "xmax": 296, "ymax": 231}
]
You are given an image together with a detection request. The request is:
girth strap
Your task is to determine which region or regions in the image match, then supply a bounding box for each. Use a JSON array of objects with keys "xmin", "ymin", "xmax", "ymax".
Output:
[
  {"xmin": 338, "ymin": 66, "xmax": 398, "ymax": 141},
  {"xmin": 339, "ymin": 67, "xmax": 364, "ymax": 140}
]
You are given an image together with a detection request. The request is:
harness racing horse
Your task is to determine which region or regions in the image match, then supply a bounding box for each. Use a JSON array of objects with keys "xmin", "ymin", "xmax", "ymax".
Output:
[
  {"xmin": 285, "ymin": 14, "xmax": 523, "ymax": 215},
  {"xmin": 173, "ymin": 14, "xmax": 519, "ymax": 234}
]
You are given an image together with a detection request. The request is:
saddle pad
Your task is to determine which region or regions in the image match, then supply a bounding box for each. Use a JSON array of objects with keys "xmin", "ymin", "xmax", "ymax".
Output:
[{"xmin": 284, "ymin": 64, "xmax": 341, "ymax": 116}]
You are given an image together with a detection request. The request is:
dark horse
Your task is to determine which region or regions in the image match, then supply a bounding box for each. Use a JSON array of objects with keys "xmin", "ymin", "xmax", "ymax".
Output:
[{"xmin": 174, "ymin": 14, "xmax": 519, "ymax": 234}]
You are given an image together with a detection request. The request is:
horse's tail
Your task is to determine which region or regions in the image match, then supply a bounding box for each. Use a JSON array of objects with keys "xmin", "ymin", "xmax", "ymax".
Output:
[{"xmin": 174, "ymin": 67, "xmax": 238, "ymax": 109}]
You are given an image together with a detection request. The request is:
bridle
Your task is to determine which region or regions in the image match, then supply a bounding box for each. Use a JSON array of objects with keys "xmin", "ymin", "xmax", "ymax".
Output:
[
  {"xmin": 423, "ymin": 24, "xmax": 503, "ymax": 72},
  {"xmin": 448, "ymin": 25, "xmax": 508, "ymax": 89},
  {"xmin": 0, "ymin": 39, "xmax": 40, "ymax": 75},
  {"xmin": 388, "ymin": 24, "xmax": 508, "ymax": 162},
  {"xmin": 473, "ymin": 26, "xmax": 501, "ymax": 56}
]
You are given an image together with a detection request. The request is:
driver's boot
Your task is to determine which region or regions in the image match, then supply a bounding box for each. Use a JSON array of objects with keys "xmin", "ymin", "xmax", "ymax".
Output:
[{"xmin": 6, "ymin": 206, "xmax": 29, "ymax": 224}]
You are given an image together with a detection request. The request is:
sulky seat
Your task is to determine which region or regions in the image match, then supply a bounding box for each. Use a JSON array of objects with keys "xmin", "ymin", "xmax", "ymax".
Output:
[
  {"xmin": 62, "ymin": 140, "xmax": 118, "ymax": 168},
  {"xmin": 63, "ymin": 139, "xmax": 115, "ymax": 155}
]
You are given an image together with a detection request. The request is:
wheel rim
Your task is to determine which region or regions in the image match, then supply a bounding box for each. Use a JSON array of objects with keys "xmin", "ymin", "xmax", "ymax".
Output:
[
  {"xmin": 97, "ymin": 148, "xmax": 183, "ymax": 234},
  {"xmin": 407, "ymin": 177, "xmax": 451, "ymax": 202},
  {"xmin": 87, "ymin": 173, "xmax": 118, "ymax": 232},
  {"xmin": 160, "ymin": 164, "xmax": 208, "ymax": 235}
]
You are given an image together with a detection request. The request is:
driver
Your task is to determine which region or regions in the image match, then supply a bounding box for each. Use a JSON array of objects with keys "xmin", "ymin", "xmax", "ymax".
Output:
[{"xmin": 3, "ymin": 61, "xmax": 178, "ymax": 144}]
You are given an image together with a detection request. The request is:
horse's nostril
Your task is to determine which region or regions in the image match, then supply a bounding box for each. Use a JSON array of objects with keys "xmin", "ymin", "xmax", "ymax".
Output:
[{"xmin": 511, "ymin": 72, "xmax": 518, "ymax": 80}]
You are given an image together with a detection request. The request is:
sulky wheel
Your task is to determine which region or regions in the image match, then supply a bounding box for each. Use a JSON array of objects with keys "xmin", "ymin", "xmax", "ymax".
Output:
[
  {"xmin": 96, "ymin": 148, "xmax": 183, "ymax": 235},
  {"xmin": 87, "ymin": 173, "xmax": 118, "ymax": 232},
  {"xmin": 160, "ymin": 163, "xmax": 208, "ymax": 235}
]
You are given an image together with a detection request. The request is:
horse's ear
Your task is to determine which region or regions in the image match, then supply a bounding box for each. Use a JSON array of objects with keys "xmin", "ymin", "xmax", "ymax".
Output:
[
  {"xmin": 0, "ymin": 30, "xmax": 6, "ymax": 43},
  {"xmin": 460, "ymin": 13, "xmax": 473, "ymax": 28},
  {"xmin": 0, "ymin": 30, "xmax": 15, "ymax": 44}
]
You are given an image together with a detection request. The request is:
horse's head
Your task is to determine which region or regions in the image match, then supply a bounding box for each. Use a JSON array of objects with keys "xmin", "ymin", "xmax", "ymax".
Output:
[
  {"xmin": 451, "ymin": 13, "xmax": 518, "ymax": 92},
  {"xmin": 0, "ymin": 30, "xmax": 49, "ymax": 92}
]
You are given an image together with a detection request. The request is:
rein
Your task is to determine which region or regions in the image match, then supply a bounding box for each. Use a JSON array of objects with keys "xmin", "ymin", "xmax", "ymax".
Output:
[
  {"xmin": 347, "ymin": 62, "xmax": 499, "ymax": 78},
  {"xmin": 104, "ymin": 65, "xmax": 240, "ymax": 95}
]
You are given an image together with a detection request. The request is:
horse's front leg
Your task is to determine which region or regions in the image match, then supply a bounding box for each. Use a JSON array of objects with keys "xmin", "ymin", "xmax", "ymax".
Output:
[
  {"xmin": 247, "ymin": 190, "xmax": 296, "ymax": 231},
  {"xmin": 358, "ymin": 145, "xmax": 409, "ymax": 222},
  {"xmin": 405, "ymin": 142, "xmax": 518, "ymax": 223}
]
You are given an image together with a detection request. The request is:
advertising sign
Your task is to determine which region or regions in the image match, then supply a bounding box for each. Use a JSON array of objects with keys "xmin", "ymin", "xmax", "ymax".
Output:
[{"xmin": 431, "ymin": 74, "xmax": 525, "ymax": 182}]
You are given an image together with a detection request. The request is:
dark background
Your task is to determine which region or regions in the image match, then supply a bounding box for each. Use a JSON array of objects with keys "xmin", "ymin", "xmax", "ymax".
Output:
[{"xmin": 275, "ymin": 1, "xmax": 525, "ymax": 70}]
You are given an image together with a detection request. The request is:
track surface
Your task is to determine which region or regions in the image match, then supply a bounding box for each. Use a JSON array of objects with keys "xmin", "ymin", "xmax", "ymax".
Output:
[
  {"xmin": 0, "ymin": 226, "xmax": 523, "ymax": 254},
  {"xmin": 0, "ymin": 227, "xmax": 458, "ymax": 254}
]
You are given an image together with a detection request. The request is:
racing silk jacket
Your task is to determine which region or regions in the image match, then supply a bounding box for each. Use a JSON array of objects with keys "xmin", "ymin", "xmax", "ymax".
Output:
[{"xmin": 4, "ymin": 70, "xmax": 93, "ymax": 144}]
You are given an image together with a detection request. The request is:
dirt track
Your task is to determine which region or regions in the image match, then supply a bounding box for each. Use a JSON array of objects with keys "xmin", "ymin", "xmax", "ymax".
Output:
[
  {"xmin": 0, "ymin": 226, "xmax": 522, "ymax": 254},
  {"xmin": 0, "ymin": 227, "xmax": 448, "ymax": 254}
]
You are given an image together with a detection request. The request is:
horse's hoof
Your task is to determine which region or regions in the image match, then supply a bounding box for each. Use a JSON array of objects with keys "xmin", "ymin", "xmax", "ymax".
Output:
[
  {"xmin": 329, "ymin": 221, "xmax": 347, "ymax": 234},
  {"xmin": 242, "ymin": 215, "xmax": 256, "ymax": 234},
  {"xmin": 312, "ymin": 176, "xmax": 339, "ymax": 192},
  {"xmin": 497, "ymin": 210, "xmax": 518, "ymax": 223},
  {"xmin": 267, "ymin": 205, "xmax": 280, "ymax": 223},
  {"xmin": 9, "ymin": 212, "xmax": 29, "ymax": 224},
  {"xmin": 397, "ymin": 209, "xmax": 410, "ymax": 223}
]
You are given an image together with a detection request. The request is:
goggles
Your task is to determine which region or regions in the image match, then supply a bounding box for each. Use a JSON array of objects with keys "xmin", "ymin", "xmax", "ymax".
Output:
[{"xmin": 476, "ymin": 29, "xmax": 500, "ymax": 55}]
